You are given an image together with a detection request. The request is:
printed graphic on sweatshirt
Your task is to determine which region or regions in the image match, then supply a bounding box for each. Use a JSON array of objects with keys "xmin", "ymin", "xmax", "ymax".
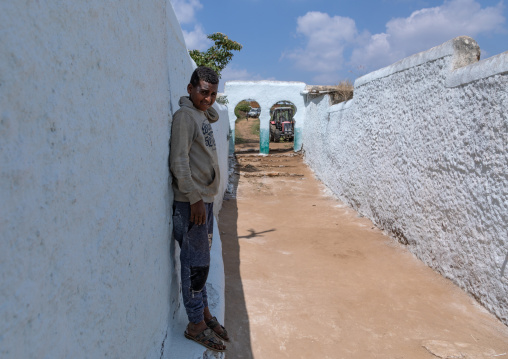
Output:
[{"xmin": 202, "ymin": 122, "xmax": 216, "ymax": 150}]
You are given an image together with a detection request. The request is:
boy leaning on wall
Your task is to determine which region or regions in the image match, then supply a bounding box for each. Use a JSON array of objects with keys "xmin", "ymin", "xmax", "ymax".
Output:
[{"xmin": 170, "ymin": 66, "xmax": 229, "ymax": 352}]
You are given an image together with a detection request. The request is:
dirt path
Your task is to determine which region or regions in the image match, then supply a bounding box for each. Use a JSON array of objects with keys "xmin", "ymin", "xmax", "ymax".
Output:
[{"xmin": 218, "ymin": 119, "xmax": 508, "ymax": 358}]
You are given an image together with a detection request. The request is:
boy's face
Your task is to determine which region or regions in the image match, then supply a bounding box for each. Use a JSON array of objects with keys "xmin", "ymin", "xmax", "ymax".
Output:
[{"xmin": 187, "ymin": 80, "xmax": 218, "ymax": 112}]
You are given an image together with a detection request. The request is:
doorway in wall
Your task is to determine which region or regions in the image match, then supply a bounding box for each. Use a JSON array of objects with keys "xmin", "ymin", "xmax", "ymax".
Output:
[
  {"xmin": 268, "ymin": 100, "xmax": 296, "ymax": 153},
  {"xmin": 233, "ymin": 99, "xmax": 261, "ymax": 152}
]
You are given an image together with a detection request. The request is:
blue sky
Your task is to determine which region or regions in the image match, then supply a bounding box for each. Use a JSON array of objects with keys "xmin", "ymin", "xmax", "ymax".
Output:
[{"xmin": 170, "ymin": 0, "xmax": 507, "ymax": 91}]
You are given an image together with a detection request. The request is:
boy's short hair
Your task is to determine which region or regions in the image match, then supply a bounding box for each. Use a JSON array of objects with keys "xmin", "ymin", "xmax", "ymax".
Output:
[{"xmin": 190, "ymin": 66, "xmax": 219, "ymax": 86}]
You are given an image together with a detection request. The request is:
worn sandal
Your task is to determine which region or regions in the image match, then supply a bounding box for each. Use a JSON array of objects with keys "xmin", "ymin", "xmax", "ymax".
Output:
[
  {"xmin": 184, "ymin": 327, "xmax": 226, "ymax": 352},
  {"xmin": 206, "ymin": 316, "xmax": 230, "ymax": 342}
]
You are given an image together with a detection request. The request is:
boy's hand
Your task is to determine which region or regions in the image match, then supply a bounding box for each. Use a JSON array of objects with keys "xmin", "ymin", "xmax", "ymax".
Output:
[{"xmin": 190, "ymin": 200, "xmax": 206, "ymax": 225}]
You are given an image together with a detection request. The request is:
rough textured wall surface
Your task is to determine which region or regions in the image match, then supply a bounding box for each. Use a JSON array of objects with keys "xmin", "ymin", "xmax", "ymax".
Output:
[
  {"xmin": 303, "ymin": 37, "xmax": 508, "ymax": 325},
  {"xmin": 224, "ymin": 81, "xmax": 306, "ymax": 153},
  {"xmin": 212, "ymin": 103, "xmax": 231, "ymax": 216},
  {"xmin": 0, "ymin": 1, "xmax": 229, "ymax": 358}
]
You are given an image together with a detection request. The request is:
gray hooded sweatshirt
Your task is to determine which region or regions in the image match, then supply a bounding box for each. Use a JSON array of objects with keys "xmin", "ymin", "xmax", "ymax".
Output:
[{"xmin": 170, "ymin": 96, "xmax": 220, "ymax": 204}]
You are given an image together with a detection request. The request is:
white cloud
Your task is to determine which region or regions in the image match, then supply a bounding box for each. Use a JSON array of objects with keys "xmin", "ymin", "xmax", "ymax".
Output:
[
  {"xmin": 284, "ymin": 11, "xmax": 359, "ymax": 78},
  {"xmin": 170, "ymin": 0, "xmax": 203, "ymax": 25},
  {"xmin": 222, "ymin": 66, "xmax": 274, "ymax": 82},
  {"xmin": 220, "ymin": 66, "xmax": 275, "ymax": 92},
  {"xmin": 182, "ymin": 24, "xmax": 211, "ymax": 51},
  {"xmin": 349, "ymin": 33, "xmax": 404, "ymax": 73},
  {"xmin": 352, "ymin": 0, "xmax": 505, "ymax": 70},
  {"xmin": 286, "ymin": 0, "xmax": 505, "ymax": 83},
  {"xmin": 222, "ymin": 67, "xmax": 256, "ymax": 82},
  {"xmin": 169, "ymin": 0, "xmax": 211, "ymax": 51}
]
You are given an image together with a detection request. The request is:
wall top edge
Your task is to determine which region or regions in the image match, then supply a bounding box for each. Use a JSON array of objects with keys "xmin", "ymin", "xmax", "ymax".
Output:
[
  {"xmin": 225, "ymin": 80, "xmax": 306, "ymax": 87},
  {"xmin": 445, "ymin": 50, "xmax": 508, "ymax": 88},
  {"xmin": 354, "ymin": 36, "xmax": 479, "ymax": 88},
  {"xmin": 212, "ymin": 102, "xmax": 228, "ymax": 111},
  {"xmin": 327, "ymin": 99, "xmax": 354, "ymax": 113}
]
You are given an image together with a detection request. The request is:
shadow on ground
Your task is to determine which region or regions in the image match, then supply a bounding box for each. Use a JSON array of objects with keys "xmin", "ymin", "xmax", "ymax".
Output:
[{"xmin": 219, "ymin": 157, "xmax": 254, "ymax": 358}]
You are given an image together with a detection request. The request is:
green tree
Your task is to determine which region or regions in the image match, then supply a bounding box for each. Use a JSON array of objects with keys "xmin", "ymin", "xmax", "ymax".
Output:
[
  {"xmin": 189, "ymin": 32, "xmax": 242, "ymax": 78},
  {"xmin": 234, "ymin": 100, "xmax": 251, "ymax": 119}
]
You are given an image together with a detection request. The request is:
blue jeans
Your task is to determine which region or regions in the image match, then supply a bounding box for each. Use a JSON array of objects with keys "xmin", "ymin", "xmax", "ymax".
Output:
[{"xmin": 172, "ymin": 201, "xmax": 214, "ymax": 324}]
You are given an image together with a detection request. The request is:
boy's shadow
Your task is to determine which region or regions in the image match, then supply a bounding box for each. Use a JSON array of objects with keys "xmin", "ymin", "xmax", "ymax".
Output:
[{"xmin": 219, "ymin": 159, "xmax": 254, "ymax": 358}]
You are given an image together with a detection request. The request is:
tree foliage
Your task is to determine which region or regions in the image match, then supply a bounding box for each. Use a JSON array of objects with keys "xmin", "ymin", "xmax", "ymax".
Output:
[
  {"xmin": 236, "ymin": 101, "xmax": 251, "ymax": 112},
  {"xmin": 189, "ymin": 32, "xmax": 242, "ymax": 78},
  {"xmin": 234, "ymin": 100, "xmax": 251, "ymax": 119},
  {"xmin": 216, "ymin": 95, "xmax": 229, "ymax": 105}
]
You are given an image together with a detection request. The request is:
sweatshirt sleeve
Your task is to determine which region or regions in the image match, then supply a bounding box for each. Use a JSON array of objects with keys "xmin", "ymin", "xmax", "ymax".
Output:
[{"xmin": 170, "ymin": 113, "xmax": 202, "ymax": 204}]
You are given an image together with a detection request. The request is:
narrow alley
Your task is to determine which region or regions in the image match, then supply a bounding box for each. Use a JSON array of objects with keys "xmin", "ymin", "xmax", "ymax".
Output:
[{"xmin": 218, "ymin": 118, "xmax": 508, "ymax": 359}]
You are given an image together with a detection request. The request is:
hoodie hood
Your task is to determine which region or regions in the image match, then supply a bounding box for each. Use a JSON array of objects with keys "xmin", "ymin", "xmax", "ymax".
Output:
[{"xmin": 179, "ymin": 96, "xmax": 219, "ymax": 123}]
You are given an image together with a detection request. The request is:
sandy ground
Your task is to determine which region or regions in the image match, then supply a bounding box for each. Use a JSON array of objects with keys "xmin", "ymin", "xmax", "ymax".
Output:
[{"xmin": 218, "ymin": 118, "xmax": 508, "ymax": 358}]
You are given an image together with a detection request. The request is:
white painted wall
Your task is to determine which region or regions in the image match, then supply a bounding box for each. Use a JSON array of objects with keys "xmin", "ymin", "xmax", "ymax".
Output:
[
  {"xmin": 224, "ymin": 81, "xmax": 306, "ymax": 153},
  {"xmin": 0, "ymin": 2, "xmax": 229, "ymax": 358},
  {"xmin": 303, "ymin": 37, "xmax": 508, "ymax": 325},
  {"xmin": 212, "ymin": 103, "xmax": 231, "ymax": 217}
]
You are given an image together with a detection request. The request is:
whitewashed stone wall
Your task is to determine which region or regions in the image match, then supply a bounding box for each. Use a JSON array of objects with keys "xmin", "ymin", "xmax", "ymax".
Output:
[
  {"xmin": 0, "ymin": 2, "xmax": 229, "ymax": 358},
  {"xmin": 303, "ymin": 37, "xmax": 508, "ymax": 325}
]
